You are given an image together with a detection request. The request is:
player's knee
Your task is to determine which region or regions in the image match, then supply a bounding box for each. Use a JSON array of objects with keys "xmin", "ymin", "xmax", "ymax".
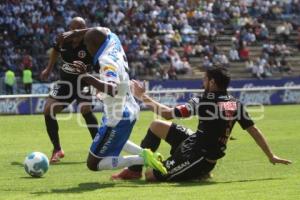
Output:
[
  {"xmin": 87, "ymin": 154, "xmax": 101, "ymax": 171},
  {"xmin": 44, "ymin": 99, "xmax": 61, "ymax": 116},
  {"xmin": 149, "ymin": 120, "xmax": 170, "ymax": 139},
  {"xmin": 44, "ymin": 104, "xmax": 58, "ymax": 116},
  {"xmin": 43, "ymin": 104, "xmax": 51, "ymax": 115},
  {"xmin": 149, "ymin": 120, "xmax": 162, "ymax": 133},
  {"xmin": 86, "ymin": 161, "xmax": 98, "ymax": 171}
]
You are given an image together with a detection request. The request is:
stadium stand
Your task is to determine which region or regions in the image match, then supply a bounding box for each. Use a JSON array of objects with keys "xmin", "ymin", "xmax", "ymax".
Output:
[{"xmin": 0, "ymin": 0, "xmax": 300, "ymax": 93}]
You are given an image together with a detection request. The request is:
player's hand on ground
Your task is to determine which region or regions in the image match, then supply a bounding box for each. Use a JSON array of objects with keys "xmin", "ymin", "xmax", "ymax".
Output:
[
  {"xmin": 131, "ymin": 80, "xmax": 146, "ymax": 100},
  {"xmin": 269, "ymin": 155, "xmax": 292, "ymax": 165},
  {"xmin": 72, "ymin": 61, "xmax": 87, "ymax": 74},
  {"xmin": 40, "ymin": 68, "xmax": 50, "ymax": 80}
]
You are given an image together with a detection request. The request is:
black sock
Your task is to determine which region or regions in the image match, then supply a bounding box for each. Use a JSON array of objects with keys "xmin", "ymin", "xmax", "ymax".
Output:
[
  {"xmin": 82, "ymin": 112, "xmax": 98, "ymax": 139},
  {"xmin": 129, "ymin": 128, "xmax": 161, "ymax": 172},
  {"xmin": 44, "ymin": 115, "xmax": 61, "ymax": 151}
]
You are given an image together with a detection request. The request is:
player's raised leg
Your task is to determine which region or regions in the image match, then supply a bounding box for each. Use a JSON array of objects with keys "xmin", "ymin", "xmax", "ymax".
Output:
[
  {"xmin": 86, "ymin": 117, "xmax": 167, "ymax": 176},
  {"xmin": 111, "ymin": 120, "xmax": 171, "ymax": 180}
]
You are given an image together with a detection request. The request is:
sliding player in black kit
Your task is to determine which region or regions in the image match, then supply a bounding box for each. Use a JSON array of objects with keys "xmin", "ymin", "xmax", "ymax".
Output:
[
  {"xmin": 112, "ymin": 67, "xmax": 291, "ymax": 181},
  {"xmin": 40, "ymin": 17, "xmax": 98, "ymax": 164}
]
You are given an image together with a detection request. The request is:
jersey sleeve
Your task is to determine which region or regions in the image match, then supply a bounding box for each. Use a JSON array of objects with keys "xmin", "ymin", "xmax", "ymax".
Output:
[
  {"xmin": 52, "ymin": 41, "xmax": 61, "ymax": 52},
  {"xmin": 173, "ymin": 97, "xmax": 199, "ymax": 118},
  {"xmin": 237, "ymin": 103, "xmax": 255, "ymax": 130}
]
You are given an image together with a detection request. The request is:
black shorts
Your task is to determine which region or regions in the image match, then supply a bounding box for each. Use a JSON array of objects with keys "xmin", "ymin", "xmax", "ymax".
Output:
[
  {"xmin": 49, "ymin": 78, "xmax": 92, "ymax": 104},
  {"xmin": 153, "ymin": 123, "xmax": 216, "ymax": 182}
]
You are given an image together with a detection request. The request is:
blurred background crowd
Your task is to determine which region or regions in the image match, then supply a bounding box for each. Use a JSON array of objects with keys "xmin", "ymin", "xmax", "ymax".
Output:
[{"xmin": 1, "ymin": 0, "xmax": 300, "ymax": 94}]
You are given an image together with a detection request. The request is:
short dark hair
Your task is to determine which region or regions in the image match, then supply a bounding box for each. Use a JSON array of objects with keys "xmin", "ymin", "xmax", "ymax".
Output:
[{"xmin": 206, "ymin": 67, "xmax": 231, "ymax": 91}]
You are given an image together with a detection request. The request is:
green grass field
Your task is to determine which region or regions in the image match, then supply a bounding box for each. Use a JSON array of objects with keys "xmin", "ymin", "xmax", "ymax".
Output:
[{"xmin": 0, "ymin": 105, "xmax": 299, "ymax": 200}]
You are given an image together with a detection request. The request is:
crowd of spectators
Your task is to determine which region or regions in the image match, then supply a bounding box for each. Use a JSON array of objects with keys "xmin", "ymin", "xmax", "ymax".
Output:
[{"xmin": 0, "ymin": 0, "xmax": 300, "ymax": 82}]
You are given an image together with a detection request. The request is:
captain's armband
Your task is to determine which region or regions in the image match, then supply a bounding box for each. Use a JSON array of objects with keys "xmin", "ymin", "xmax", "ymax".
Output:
[{"xmin": 174, "ymin": 104, "xmax": 192, "ymax": 118}]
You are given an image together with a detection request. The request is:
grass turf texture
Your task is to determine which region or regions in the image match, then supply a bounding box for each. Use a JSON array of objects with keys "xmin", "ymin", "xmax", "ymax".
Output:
[{"xmin": 0, "ymin": 105, "xmax": 299, "ymax": 200}]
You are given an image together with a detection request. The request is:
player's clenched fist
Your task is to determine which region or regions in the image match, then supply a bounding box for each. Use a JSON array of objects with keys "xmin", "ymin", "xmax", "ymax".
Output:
[
  {"xmin": 131, "ymin": 80, "xmax": 146, "ymax": 100},
  {"xmin": 72, "ymin": 61, "xmax": 87, "ymax": 74}
]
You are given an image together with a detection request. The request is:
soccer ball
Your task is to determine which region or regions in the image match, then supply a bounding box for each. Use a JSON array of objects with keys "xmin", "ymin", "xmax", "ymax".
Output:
[{"xmin": 24, "ymin": 152, "xmax": 49, "ymax": 177}]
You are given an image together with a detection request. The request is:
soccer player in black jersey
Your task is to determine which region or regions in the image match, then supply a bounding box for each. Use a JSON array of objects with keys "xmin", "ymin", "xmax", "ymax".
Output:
[
  {"xmin": 112, "ymin": 67, "xmax": 291, "ymax": 181},
  {"xmin": 40, "ymin": 17, "xmax": 99, "ymax": 163}
]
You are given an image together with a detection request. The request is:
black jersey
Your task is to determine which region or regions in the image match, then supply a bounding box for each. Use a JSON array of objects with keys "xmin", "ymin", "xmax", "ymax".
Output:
[
  {"xmin": 53, "ymin": 40, "xmax": 93, "ymax": 81},
  {"xmin": 174, "ymin": 91, "xmax": 254, "ymax": 160}
]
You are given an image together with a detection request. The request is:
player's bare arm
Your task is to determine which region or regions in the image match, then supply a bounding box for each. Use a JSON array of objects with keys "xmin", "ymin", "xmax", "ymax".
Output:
[
  {"xmin": 131, "ymin": 80, "xmax": 174, "ymax": 120},
  {"xmin": 246, "ymin": 125, "xmax": 292, "ymax": 165},
  {"xmin": 72, "ymin": 61, "xmax": 117, "ymax": 97},
  {"xmin": 40, "ymin": 48, "xmax": 59, "ymax": 80},
  {"xmin": 57, "ymin": 27, "xmax": 110, "ymax": 44}
]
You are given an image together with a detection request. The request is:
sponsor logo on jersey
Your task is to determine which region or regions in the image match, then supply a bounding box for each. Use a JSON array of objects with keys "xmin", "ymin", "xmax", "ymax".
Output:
[
  {"xmin": 103, "ymin": 65, "xmax": 117, "ymax": 72},
  {"xmin": 165, "ymin": 160, "xmax": 176, "ymax": 169},
  {"xmin": 61, "ymin": 63, "xmax": 78, "ymax": 74},
  {"xmin": 78, "ymin": 50, "xmax": 86, "ymax": 59},
  {"xmin": 218, "ymin": 101, "xmax": 237, "ymax": 111},
  {"xmin": 105, "ymin": 70, "xmax": 117, "ymax": 78},
  {"xmin": 169, "ymin": 161, "xmax": 190, "ymax": 174},
  {"xmin": 112, "ymin": 157, "xmax": 119, "ymax": 168},
  {"xmin": 108, "ymin": 37, "xmax": 122, "ymax": 62},
  {"xmin": 100, "ymin": 130, "xmax": 116, "ymax": 154}
]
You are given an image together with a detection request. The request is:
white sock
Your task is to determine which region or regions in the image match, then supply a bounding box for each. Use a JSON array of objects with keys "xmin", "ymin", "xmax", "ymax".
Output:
[
  {"xmin": 97, "ymin": 156, "xmax": 144, "ymax": 170},
  {"xmin": 122, "ymin": 140, "xmax": 143, "ymax": 155}
]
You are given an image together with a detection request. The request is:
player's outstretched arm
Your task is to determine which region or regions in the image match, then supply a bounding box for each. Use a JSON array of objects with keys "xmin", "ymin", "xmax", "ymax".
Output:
[
  {"xmin": 73, "ymin": 61, "xmax": 117, "ymax": 97},
  {"xmin": 57, "ymin": 27, "xmax": 110, "ymax": 44},
  {"xmin": 131, "ymin": 80, "xmax": 174, "ymax": 120},
  {"xmin": 56, "ymin": 29, "xmax": 89, "ymax": 44},
  {"xmin": 246, "ymin": 125, "xmax": 292, "ymax": 165},
  {"xmin": 82, "ymin": 74, "xmax": 117, "ymax": 97}
]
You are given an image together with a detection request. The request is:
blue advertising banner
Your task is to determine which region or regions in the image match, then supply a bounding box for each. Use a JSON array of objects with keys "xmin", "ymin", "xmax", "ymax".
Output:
[
  {"xmin": 32, "ymin": 83, "xmax": 52, "ymax": 94},
  {"xmin": 149, "ymin": 78, "xmax": 300, "ymax": 105},
  {"xmin": 1, "ymin": 78, "xmax": 300, "ymax": 115},
  {"xmin": 0, "ymin": 96, "xmax": 104, "ymax": 115}
]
